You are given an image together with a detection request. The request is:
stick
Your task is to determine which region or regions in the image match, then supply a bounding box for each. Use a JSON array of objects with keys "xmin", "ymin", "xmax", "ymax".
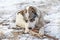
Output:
[
  {"xmin": 11, "ymin": 27, "xmax": 59, "ymax": 40},
  {"xmin": 44, "ymin": 34, "xmax": 59, "ymax": 40},
  {"xmin": 29, "ymin": 30, "xmax": 43, "ymax": 38}
]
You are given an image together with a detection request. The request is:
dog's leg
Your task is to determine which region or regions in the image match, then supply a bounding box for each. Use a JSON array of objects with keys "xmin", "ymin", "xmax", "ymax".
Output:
[
  {"xmin": 39, "ymin": 27, "xmax": 44, "ymax": 36},
  {"xmin": 24, "ymin": 23, "xmax": 29, "ymax": 33}
]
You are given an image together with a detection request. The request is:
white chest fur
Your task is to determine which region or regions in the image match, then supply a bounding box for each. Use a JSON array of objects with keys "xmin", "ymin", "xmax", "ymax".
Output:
[{"xmin": 16, "ymin": 13, "xmax": 28, "ymax": 28}]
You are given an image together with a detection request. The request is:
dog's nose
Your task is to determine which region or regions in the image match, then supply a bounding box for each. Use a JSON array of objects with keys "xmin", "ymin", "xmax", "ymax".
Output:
[
  {"xmin": 25, "ymin": 20, "xmax": 28, "ymax": 22},
  {"xmin": 28, "ymin": 27, "xmax": 32, "ymax": 30}
]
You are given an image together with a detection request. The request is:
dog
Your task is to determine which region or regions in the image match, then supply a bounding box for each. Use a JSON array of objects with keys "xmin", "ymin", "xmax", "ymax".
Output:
[{"xmin": 16, "ymin": 6, "xmax": 45, "ymax": 35}]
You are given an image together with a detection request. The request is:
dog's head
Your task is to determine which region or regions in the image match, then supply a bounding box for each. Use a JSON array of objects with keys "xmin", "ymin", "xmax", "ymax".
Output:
[{"xmin": 17, "ymin": 6, "xmax": 38, "ymax": 29}]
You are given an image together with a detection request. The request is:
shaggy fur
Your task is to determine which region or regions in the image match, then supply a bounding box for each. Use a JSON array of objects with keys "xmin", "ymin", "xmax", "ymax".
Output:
[{"xmin": 16, "ymin": 6, "xmax": 45, "ymax": 34}]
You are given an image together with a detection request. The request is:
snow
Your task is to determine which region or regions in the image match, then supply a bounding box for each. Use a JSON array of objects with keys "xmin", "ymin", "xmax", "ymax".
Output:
[{"xmin": 44, "ymin": 5, "xmax": 60, "ymax": 38}]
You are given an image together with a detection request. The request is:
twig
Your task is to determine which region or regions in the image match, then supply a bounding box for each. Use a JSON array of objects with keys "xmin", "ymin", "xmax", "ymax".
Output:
[
  {"xmin": 29, "ymin": 30, "xmax": 59, "ymax": 40},
  {"xmin": 11, "ymin": 27, "xmax": 59, "ymax": 40},
  {"xmin": 44, "ymin": 34, "xmax": 59, "ymax": 40},
  {"xmin": 29, "ymin": 30, "xmax": 43, "ymax": 38}
]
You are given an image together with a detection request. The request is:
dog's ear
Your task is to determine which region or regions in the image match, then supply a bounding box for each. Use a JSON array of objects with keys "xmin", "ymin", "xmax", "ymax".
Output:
[
  {"xmin": 28, "ymin": 6, "xmax": 36, "ymax": 13},
  {"xmin": 29, "ymin": 6, "xmax": 37, "ymax": 17},
  {"xmin": 33, "ymin": 12, "xmax": 38, "ymax": 18},
  {"xmin": 17, "ymin": 10, "xmax": 24, "ymax": 16},
  {"xmin": 17, "ymin": 9, "xmax": 27, "ymax": 16},
  {"xmin": 24, "ymin": 9, "xmax": 27, "ymax": 13},
  {"xmin": 28, "ymin": 6, "xmax": 38, "ymax": 22}
]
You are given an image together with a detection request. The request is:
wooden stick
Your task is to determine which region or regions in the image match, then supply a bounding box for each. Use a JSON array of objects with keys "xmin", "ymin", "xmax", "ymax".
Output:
[
  {"xmin": 29, "ymin": 30, "xmax": 43, "ymax": 38},
  {"xmin": 29, "ymin": 30, "xmax": 59, "ymax": 40},
  {"xmin": 44, "ymin": 34, "xmax": 59, "ymax": 40},
  {"xmin": 11, "ymin": 27, "xmax": 59, "ymax": 40}
]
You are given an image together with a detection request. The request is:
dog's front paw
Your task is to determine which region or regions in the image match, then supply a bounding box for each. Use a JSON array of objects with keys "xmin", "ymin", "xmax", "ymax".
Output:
[{"xmin": 24, "ymin": 29, "xmax": 29, "ymax": 33}]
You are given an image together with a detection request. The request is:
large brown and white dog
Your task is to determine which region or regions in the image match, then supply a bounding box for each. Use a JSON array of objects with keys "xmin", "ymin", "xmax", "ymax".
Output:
[{"xmin": 16, "ymin": 6, "xmax": 45, "ymax": 35}]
